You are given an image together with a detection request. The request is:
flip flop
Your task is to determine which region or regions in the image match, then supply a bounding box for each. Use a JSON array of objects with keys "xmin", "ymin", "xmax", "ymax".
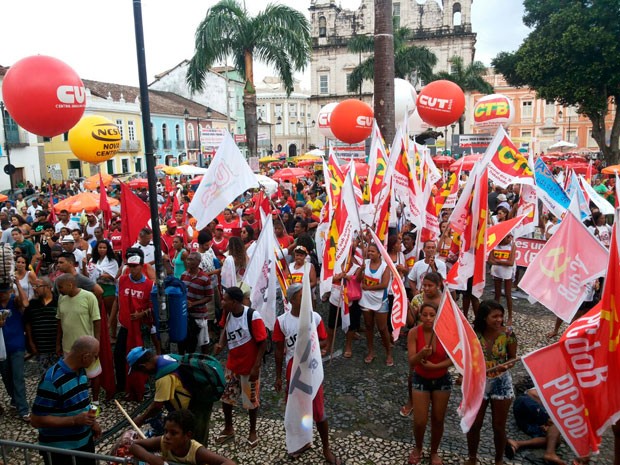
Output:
[
  {"xmin": 288, "ymin": 443, "xmax": 312, "ymax": 459},
  {"xmin": 408, "ymin": 449, "xmax": 421, "ymax": 465},
  {"xmin": 215, "ymin": 433, "xmax": 235, "ymax": 445},
  {"xmin": 343, "ymin": 351, "xmax": 352, "ymax": 359},
  {"xmin": 247, "ymin": 438, "xmax": 259, "ymax": 448},
  {"xmin": 364, "ymin": 355, "xmax": 375, "ymax": 364},
  {"xmin": 325, "ymin": 456, "xmax": 342, "ymax": 465},
  {"xmin": 504, "ymin": 441, "xmax": 516, "ymax": 460},
  {"xmin": 386, "ymin": 357, "xmax": 394, "ymax": 367},
  {"xmin": 399, "ymin": 405, "xmax": 413, "ymax": 417}
]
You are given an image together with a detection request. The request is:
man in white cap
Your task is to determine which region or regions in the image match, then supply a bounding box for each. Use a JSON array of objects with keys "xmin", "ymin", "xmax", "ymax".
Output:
[
  {"xmin": 61, "ymin": 235, "xmax": 85, "ymax": 267},
  {"xmin": 272, "ymin": 283, "xmax": 340, "ymax": 464}
]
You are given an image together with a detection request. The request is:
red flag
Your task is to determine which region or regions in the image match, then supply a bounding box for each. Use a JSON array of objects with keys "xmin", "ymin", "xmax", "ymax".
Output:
[
  {"xmin": 471, "ymin": 168, "xmax": 488, "ymax": 298},
  {"xmin": 367, "ymin": 227, "xmax": 407, "ymax": 340},
  {"xmin": 519, "ymin": 211, "xmax": 608, "ymax": 322},
  {"xmin": 486, "ymin": 216, "xmax": 526, "ymax": 253},
  {"xmin": 585, "ymin": 161, "xmax": 593, "ymax": 185},
  {"xmin": 98, "ymin": 172, "xmax": 112, "ymax": 229},
  {"xmin": 48, "ymin": 184, "xmax": 56, "ymax": 224},
  {"xmin": 481, "ymin": 126, "xmax": 534, "ymax": 188},
  {"xmin": 96, "ymin": 295, "xmax": 116, "ymax": 399},
  {"xmin": 434, "ymin": 291, "xmax": 486, "ymax": 432},
  {"xmin": 120, "ymin": 183, "xmax": 151, "ymax": 256}
]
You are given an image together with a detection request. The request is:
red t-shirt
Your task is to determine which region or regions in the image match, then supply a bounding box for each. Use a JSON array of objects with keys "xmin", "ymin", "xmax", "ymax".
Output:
[
  {"xmin": 219, "ymin": 219, "xmax": 240, "ymax": 238},
  {"xmin": 277, "ymin": 234, "xmax": 294, "ymax": 249},
  {"xmin": 219, "ymin": 307, "xmax": 267, "ymax": 375},
  {"xmin": 108, "ymin": 230, "xmax": 123, "ymax": 253},
  {"xmin": 212, "ymin": 237, "xmax": 228, "ymax": 260}
]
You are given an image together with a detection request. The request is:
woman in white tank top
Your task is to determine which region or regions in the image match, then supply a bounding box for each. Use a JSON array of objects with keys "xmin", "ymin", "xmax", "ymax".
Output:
[{"xmin": 357, "ymin": 243, "xmax": 393, "ymax": 366}]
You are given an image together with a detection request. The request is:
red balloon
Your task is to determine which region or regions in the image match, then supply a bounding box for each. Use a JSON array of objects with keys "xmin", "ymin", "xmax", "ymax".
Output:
[
  {"xmin": 330, "ymin": 99, "xmax": 374, "ymax": 144},
  {"xmin": 2, "ymin": 55, "xmax": 86, "ymax": 137},
  {"xmin": 416, "ymin": 80, "xmax": 465, "ymax": 127}
]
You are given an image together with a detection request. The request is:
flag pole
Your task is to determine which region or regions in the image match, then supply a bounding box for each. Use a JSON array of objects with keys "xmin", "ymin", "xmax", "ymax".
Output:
[{"xmin": 132, "ymin": 0, "xmax": 169, "ymax": 350}]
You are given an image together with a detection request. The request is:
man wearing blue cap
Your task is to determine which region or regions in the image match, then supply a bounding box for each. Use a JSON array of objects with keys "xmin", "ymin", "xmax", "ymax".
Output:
[{"xmin": 126, "ymin": 347, "xmax": 210, "ymax": 446}]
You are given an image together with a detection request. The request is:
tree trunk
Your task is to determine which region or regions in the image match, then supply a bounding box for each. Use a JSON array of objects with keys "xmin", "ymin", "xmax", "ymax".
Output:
[
  {"xmin": 589, "ymin": 105, "xmax": 620, "ymax": 166},
  {"xmin": 373, "ymin": 0, "xmax": 395, "ymax": 145},
  {"xmin": 243, "ymin": 50, "xmax": 258, "ymax": 158}
]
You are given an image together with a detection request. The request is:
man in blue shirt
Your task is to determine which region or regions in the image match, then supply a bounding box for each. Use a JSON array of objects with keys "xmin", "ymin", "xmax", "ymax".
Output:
[{"xmin": 31, "ymin": 336, "xmax": 102, "ymax": 465}]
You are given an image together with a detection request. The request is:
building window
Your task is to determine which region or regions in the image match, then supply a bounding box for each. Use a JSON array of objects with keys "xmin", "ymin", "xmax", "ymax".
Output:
[
  {"xmin": 319, "ymin": 74, "xmax": 329, "ymax": 94},
  {"xmin": 300, "ymin": 104, "xmax": 306, "ymax": 118},
  {"xmin": 275, "ymin": 119, "xmax": 283, "ymax": 136},
  {"xmin": 393, "ymin": 3, "xmax": 401, "ymax": 29},
  {"xmin": 162, "ymin": 123, "xmax": 168, "ymax": 141},
  {"xmin": 68, "ymin": 160, "xmax": 82, "ymax": 177},
  {"xmin": 522, "ymin": 101, "xmax": 533, "ymax": 118},
  {"xmin": 588, "ymin": 129, "xmax": 597, "ymax": 147},
  {"xmin": 135, "ymin": 157, "xmax": 143, "ymax": 173},
  {"xmin": 289, "ymin": 121, "xmax": 296, "ymax": 136},
  {"xmin": 453, "ymin": 3, "xmax": 462, "ymax": 26},
  {"xmin": 188, "ymin": 123, "xmax": 195, "ymax": 141},
  {"xmin": 116, "ymin": 119, "xmax": 124, "ymax": 139},
  {"xmin": 127, "ymin": 120, "xmax": 135, "ymax": 141},
  {"xmin": 121, "ymin": 158, "xmax": 130, "ymax": 174},
  {"xmin": 106, "ymin": 159, "xmax": 115, "ymax": 174},
  {"xmin": 175, "ymin": 124, "xmax": 181, "ymax": 141},
  {"xmin": 319, "ymin": 16, "xmax": 327, "ymax": 37},
  {"xmin": 567, "ymin": 130, "xmax": 577, "ymax": 144},
  {"xmin": 521, "ymin": 130, "xmax": 532, "ymax": 140},
  {"xmin": 545, "ymin": 101, "xmax": 555, "ymax": 117},
  {"xmin": 236, "ymin": 95, "xmax": 242, "ymax": 111},
  {"xmin": 275, "ymin": 104, "xmax": 282, "ymax": 117},
  {"xmin": 289, "ymin": 103, "xmax": 297, "ymax": 117},
  {"xmin": 346, "ymin": 73, "xmax": 353, "ymax": 92},
  {"xmin": 63, "ymin": 132, "xmax": 69, "ymax": 142}
]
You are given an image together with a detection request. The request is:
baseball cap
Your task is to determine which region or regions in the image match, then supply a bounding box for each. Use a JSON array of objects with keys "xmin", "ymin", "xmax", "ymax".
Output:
[
  {"xmin": 127, "ymin": 347, "xmax": 150, "ymax": 374},
  {"xmin": 497, "ymin": 194, "xmax": 508, "ymax": 202},
  {"xmin": 286, "ymin": 283, "xmax": 303, "ymax": 301},
  {"xmin": 215, "ymin": 224, "xmax": 224, "ymax": 230},
  {"xmin": 127, "ymin": 255, "xmax": 142, "ymax": 265},
  {"xmin": 61, "ymin": 235, "xmax": 75, "ymax": 243},
  {"xmin": 166, "ymin": 219, "xmax": 177, "ymax": 228},
  {"xmin": 294, "ymin": 245, "xmax": 309, "ymax": 255}
]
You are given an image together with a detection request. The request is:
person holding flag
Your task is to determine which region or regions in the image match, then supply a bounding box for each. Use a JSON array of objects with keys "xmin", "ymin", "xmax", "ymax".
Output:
[
  {"xmin": 407, "ymin": 302, "xmax": 453, "ymax": 465},
  {"xmin": 466, "ymin": 300, "xmax": 517, "ymax": 465},
  {"xmin": 273, "ymin": 283, "xmax": 341, "ymax": 464},
  {"xmin": 488, "ymin": 234, "xmax": 516, "ymax": 328}
]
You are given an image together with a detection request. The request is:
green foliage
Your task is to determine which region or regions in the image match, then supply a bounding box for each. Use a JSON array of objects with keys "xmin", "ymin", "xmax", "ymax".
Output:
[
  {"xmin": 186, "ymin": 0, "xmax": 311, "ymax": 95},
  {"xmin": 432, "ymin": 56, "xmax": 493, "ymax": 94},
  {"xmin": 492, "ymin": 0, "xmax": 620, "ymax": 162},
  {"xmin": 346, "ymin": 26, "xmax": 437, "ymax": 92}
]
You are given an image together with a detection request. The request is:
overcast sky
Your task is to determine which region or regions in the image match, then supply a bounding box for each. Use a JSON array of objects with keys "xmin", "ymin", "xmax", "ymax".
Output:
[{"xmin": 1, "ymin": 0, "xmax": 529, "ymax": 89}]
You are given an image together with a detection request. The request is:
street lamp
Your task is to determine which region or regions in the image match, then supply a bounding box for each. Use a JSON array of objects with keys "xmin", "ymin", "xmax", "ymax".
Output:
[
  {"xmin": 558, "ymin": 110, "xmax": 572, "ymax": 143},
  {"xmin": 0, "ymin": 102, "xmax": 14, "ymax": 190},
  {"xmin": 296, "ymin": 120, "xmax": 316, "ymax": 152},
  {"xmin": 450, "ymin": 123, "xmax": 456, "ymax": 155},
  {"xmin": 257, "ymin": 116, "xmax": 272, "ymax": 154}
]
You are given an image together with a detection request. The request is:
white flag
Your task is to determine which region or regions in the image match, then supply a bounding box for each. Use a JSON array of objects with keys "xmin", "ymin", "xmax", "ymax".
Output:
[
  {"xmin": 244, "ymin": 216, "xmax": 277, "ymax": 330},
  {"xmin": 284, "ymin": 263, "xmax": 324, "ymax": 454},
  {"xmin": 188, "ymin": 132, "xmax": 259, "ymax": 230}
]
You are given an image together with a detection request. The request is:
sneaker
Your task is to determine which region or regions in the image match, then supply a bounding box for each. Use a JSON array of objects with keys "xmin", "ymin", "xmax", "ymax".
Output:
[{"xmin": 22, "ymin": 414, "xmax": 31, "ymax": 422}]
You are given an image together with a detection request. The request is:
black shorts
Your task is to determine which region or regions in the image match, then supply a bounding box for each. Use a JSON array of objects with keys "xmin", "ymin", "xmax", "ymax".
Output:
[
  {"xmin": 412, "ymin": 372, "xmax": 452, "ymax": 392},
  {"xmin": 328, "ymin": 300, "xmax": 361, "ymax": 331}
]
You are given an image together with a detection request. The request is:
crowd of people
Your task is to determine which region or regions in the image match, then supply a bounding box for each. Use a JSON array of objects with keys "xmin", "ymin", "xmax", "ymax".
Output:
[{"xmin": 0, "ymin": 163, "xmax": 618, "ymax": 465}]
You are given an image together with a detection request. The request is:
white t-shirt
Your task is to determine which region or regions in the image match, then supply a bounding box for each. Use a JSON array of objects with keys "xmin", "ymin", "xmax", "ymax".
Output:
[
  {"xmin": 407, "ymin": 258, "xmax": 447, "ymax": 291},
  {"xmin": 588, "ymin": 224, "xmax": 612, "ymax": 248},
  {"xmin": 55, "ymin": 220, "xmax": 80, "ymax": 233},
  {"xmin": 275, "ymin": 311, "xmax": 324, "ymax": 367},
  {"xmin": 133, "ymin": 241, "xmax": 156, "ymax": 264}
]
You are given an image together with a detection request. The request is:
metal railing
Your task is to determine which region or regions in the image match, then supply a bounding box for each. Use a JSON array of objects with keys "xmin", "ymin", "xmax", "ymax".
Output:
[{"xmin": 0, "ymin": 439, "xmax": 185, "ymax": 465}]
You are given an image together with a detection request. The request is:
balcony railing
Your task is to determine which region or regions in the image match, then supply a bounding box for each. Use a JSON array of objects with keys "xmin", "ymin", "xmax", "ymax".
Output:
[
  {"xmin": 187, "ymin": 140, "xmax": 200, "ymax": 150},
  {"xmin": 4, "ymin": 128, "xmax": 29, "ymax": 148},
  {"xmin": 176, "ymin": 140, "xmax": 185, "ymax": 150},
  {"xmin": 162, "ymin": 139, "xmax": 172, "ymax": 149},
  {"xmin": 120, "ymin": 140, "xmax": 141, "ymax": 152}
]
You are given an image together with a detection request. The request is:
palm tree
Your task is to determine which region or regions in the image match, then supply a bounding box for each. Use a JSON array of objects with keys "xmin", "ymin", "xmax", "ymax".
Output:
[
  {"xmin": 186, "ymin": 0, "xmax": 311, "ymax": 157},
  {"xmin": 347, "ymin": 25, "xmax": 438, "ymax": 94},
  {"xmin": 373, "ymin": 0, "xmax": 396, "ymax": 144},
  {"xmin": 431, "ymin": 56, "xmax": 494, "ymax": 133}
]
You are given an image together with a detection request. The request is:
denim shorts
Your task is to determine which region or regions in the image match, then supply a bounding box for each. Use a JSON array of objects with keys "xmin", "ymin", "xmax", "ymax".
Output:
[
  {"xmin": 484, "ymin": 371, "xmax": 515, "ymax": 400},
  {"xmin": 412, "ymin": 372, "xmax": 452, "ymax": 392},
  {"xmin": 361, "ymin": 299, "xmax": 389, "ymax": 314}
]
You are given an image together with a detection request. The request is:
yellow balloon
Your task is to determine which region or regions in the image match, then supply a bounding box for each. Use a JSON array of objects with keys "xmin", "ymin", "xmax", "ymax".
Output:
[{"xmin": 69, "ymin": 115, "xmax": 121, "ymax": 164}]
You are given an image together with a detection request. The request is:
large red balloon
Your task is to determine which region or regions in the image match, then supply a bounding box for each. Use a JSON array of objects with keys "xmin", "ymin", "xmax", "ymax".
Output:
[
  {"xmin": 2, "ymin": 55, "xmax": 86, "ymax": 137},
  {"xmin": 416, "ymin": 80, "xmax": 465, "ymax": 127},
  {"xmin": 330, "ymin": 99, "xmax": 374, "ymax": 144}
]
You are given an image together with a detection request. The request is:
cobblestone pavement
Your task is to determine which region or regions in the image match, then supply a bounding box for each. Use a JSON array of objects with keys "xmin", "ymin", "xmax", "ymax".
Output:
[{"xmin": 0, "ymin": 284, "xmax": 616, "ymax": 464}]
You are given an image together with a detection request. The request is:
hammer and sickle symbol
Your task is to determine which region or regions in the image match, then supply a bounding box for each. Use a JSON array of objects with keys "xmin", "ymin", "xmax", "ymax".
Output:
[{"xmin": 539, "ymin": 247, "xmax": 570, "ymax": 283}]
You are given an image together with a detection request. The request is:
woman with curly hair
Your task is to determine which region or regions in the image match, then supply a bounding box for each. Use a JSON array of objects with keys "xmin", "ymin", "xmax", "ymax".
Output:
[{"xmin": 466, "ymin": 300, "xmax": 517, "ymax": 465}]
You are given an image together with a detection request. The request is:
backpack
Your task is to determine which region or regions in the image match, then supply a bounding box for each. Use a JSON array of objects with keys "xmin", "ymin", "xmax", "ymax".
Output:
[
  {"xmin": 246, "ymin": 307, "xmax": 273, "ymax": 358},
  {"xmin": 168, "ymin": 353, "xmax": 226, "ymax": 404}
]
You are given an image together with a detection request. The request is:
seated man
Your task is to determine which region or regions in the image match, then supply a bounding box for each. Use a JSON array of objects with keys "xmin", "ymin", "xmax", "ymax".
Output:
[
  {"xmin": 505, "ymin": 388, "xmax": 565, "ymax": 465},
  {"xmin": 130, "ymin": 409, "xmax": 235, "ymax": 465}
]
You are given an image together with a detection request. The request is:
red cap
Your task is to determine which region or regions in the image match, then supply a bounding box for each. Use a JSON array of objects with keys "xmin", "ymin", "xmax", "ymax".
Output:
[
  {"xmin": 166, "ymin": 219, "xmax": 177, "ymax": 228},
  {"xmin": 215, "ymin": 224, "xmax": 224, "ymax": 230}
]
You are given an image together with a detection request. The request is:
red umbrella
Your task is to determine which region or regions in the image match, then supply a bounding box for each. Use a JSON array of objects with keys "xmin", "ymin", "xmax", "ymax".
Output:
[
  {"xmin": 128, "ymin": 178, "xmax": 149, "ymax": 189},
  {"xmin": 343, "ymin": 161, "xmax": 369, "ymax": 177},
  {"xmin": 190, "ymin": 176, "xmax": 203, "ymax": 185},
  {"xmin": 566, "ymin": 163, "xmax": 590, "ymax": 175},
  {"xmin": 271, "ymin": 167, "xmax": 312, "ymax": 181},
  {"xmin": 432, "ymin": 155, "xmax": 455, "ymax": 168},
  {"xmin": 449, "ymin": 154, "xmax": 483, "ymax": 172},
  {"xmin": 297, "ymin": 159, "xmax": 320, "ymax": 167}
]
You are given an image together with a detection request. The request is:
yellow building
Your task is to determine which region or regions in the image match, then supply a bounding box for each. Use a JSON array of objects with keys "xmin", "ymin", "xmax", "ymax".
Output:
[{"xmin": 44, "ymin": 87, "xmax": 144, "ymax": 181}]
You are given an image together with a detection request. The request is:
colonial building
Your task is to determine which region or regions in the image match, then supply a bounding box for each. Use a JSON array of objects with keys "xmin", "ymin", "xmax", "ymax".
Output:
[
  {"xmin": 256, "ymin": 77, "xmax": 312, "ymax": 157},
  {"xmin": 470, "ymin": 72, "xmax": 607, "ymax": 155},
  {"xmin": 308, "ymin": 0, "xmax": 476, "ymax": 145}
]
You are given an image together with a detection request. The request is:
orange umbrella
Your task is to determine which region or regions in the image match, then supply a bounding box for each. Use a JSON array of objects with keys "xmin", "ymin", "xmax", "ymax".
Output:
[
  {"xmin": 128, "ymin": 178, "xmax": 149, "ymax": 189},
  {"xmin": 83, "ymin": 173, "xmax": 113, "ymax": 190},
  {"xmin": 53, "ymin": 192, "xmax": 119, "ymax": 213},
  {"xmin": 602, "ymin": 164, "xmax": 620, "ymax": 175},
  {"xmin": 432, "ymin": 155, "xmax": 455, "ymax": 169},
  {"xmin": 0, "ymin": 194, "xmax": 8, "ymax": 202}
]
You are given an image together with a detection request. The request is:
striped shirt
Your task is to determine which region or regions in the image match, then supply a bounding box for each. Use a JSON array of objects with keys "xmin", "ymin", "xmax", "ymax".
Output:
[
  {"xmin": 181, "ymin": 269, "xmax": 213, "ymax": 318},
  {"xmin": 24, "ymin": 297, "xmax": 59, "ymax": 354},
  {"xmin": 31, "ymin": 359, "xmax": 92, "ymax": 449}
]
